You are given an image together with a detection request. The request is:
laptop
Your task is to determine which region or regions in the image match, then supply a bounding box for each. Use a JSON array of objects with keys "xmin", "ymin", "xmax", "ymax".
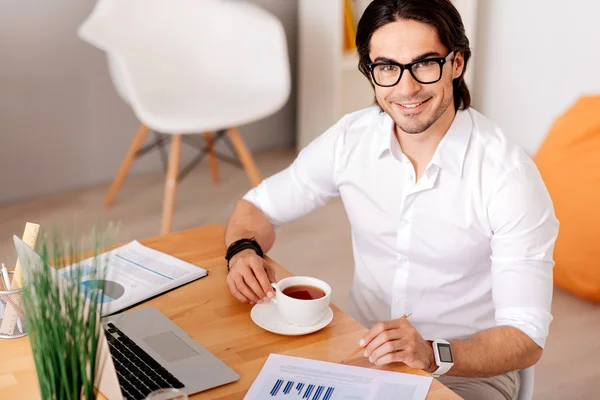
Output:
[{"xmin": 14, "ymin": 236, "xmax": 240, "ymax": 400}]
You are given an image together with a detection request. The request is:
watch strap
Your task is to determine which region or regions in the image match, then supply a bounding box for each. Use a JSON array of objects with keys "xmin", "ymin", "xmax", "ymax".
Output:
[{"xmin": 431, "ymin": 363, "xmax": 452, "ymax": 377}]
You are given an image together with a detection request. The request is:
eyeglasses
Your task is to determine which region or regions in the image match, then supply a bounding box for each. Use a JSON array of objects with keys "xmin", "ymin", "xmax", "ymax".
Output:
[{"xmin": 367, "ymin": 51, "xmax": 455, "ymax": 87}]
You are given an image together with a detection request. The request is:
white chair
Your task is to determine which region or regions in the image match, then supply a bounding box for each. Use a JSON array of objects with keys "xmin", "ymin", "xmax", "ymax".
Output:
[
  {"xmin": 518, "ymin": 366, "xmax": 534, "ymax": 400},
  {"xmin": 78, "ymin": 0, "xmax": 291, "ymax": 233}
]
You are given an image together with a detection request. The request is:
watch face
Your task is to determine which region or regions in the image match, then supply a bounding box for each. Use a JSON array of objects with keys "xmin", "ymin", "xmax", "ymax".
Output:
[{"xmin": 437, "ymin": 343, "xmax": 453, "ymax": 363}]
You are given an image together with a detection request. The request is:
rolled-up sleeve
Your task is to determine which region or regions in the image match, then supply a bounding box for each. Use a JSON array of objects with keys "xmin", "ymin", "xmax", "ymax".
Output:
[
  {"xmin": 488, "ymin": 160, "xmax": 559, "ymax": 348},
  {"xmin": 242, "ymin": 117, "xmax": 347, "ymax": 228}
]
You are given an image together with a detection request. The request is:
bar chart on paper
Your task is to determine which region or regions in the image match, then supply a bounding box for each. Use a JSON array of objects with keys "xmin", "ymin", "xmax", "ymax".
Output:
[
  {"xmin": 267, "ymin": 379, "xmax": 339, "ymax": 399},
  {"xmin": 245, "ymin": 354, "xmax": 432, "ymax": 400}
]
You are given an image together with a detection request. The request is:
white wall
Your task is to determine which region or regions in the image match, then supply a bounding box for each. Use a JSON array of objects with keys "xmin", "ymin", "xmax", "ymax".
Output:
[
  {"xmin": 0, "ymin": 0, "xmax": 297, "ymax": 204},
  {"xmin": 472, "ymin": 0, "xmax": 600, "ymax": 156},
  {"xmin": 451, "ymin": 0, "xmax": 478, "ymax": 89}
]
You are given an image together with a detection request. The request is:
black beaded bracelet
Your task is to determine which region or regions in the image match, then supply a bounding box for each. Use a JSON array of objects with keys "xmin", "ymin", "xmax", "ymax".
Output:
[{"xmin": 225, "ymin": 238, "xmax": 264, "ymax": 271}]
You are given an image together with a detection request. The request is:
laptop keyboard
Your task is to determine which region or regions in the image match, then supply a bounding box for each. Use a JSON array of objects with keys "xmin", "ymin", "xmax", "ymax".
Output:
[{"xmin": 105, "ymin": 323, "xmax": 185, "ymax": 400}]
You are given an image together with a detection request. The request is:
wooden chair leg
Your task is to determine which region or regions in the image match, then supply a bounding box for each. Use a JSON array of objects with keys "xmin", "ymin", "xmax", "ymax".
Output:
[
  {"xmin": 104, "ymin": 124, "xmax": 150, "ymax": 208},
  {"xmin": 161, "ymin": 135, "xmax": 182, "ymax": 234},
  {"xmin": 203, "ymin": 132, "xmax": 220, "ymax": 183},
  {"xmin": 226, "ymin": 127, "xmax": 262, "ymax": 187}
]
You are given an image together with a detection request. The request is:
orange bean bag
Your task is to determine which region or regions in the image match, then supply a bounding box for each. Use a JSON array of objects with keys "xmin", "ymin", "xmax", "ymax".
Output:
[{"xmin": 534, "ymin": 95, "xmax": 600, "ymax": 302}]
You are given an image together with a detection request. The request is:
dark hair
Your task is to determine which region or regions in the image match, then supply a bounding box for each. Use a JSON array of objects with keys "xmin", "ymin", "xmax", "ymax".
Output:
[{"xmin": 356, "ymin": 0, "xmax": 471, "ymax": 111}]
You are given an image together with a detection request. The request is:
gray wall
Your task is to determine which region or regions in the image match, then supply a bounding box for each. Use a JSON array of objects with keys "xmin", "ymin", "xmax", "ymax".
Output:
[{"xmin": 0, "ymin": 0, "xmax": 297, "ymax": 204}]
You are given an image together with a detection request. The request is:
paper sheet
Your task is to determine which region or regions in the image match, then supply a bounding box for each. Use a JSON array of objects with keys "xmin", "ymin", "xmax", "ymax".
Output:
[
  {"xmin": 245, "ymin": 354, "xmax": 433, "ymax": 400},
  {"xmin": 59, "ymin": 240, "xmax": 207, "ymax": 316}
]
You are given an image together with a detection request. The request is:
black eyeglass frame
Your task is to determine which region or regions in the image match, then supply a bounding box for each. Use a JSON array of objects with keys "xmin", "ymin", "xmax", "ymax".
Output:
[{"xmin": 367, "ymin": 50, "xmax": 455, "ymax": 87}]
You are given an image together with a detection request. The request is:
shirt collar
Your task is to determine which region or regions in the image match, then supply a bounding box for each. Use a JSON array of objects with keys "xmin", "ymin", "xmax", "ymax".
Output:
[
  {"xmin": 376, "ymin": 109, "xmax": 473, "ymax": 178},
  {"xmin": 430, "ymin": 109, "xmax": 472, "ymax": 178},
  {"xmin": 375, "ymin": 112, "xmax": 396, "ymax": 158}
]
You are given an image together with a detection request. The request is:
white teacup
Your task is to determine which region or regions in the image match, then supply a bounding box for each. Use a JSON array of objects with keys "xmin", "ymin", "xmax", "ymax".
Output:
[{"xmin": 270, "ymin": 276, "xmax": 331, "ymax": 327}]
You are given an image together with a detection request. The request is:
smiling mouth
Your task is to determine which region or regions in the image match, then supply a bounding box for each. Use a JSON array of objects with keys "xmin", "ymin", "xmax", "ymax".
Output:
[{"xmin": 396, "ymin": 98, "xmax": 432, "ymax": 109}]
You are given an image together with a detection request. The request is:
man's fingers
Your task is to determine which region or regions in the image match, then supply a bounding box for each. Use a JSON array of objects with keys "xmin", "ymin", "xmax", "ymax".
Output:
[
  {"xmin": 371, "ymin": 348, "xmax": 408, "ymax": 366},
  {"xmin": 234, "ymin": 274, "xmax": 261, "ymax": 303},
  {"xmin": 242, "ymin": 268, "xmax": 268, "ymax": 301},
  {"xmin": 364, "ymin": 329, "xmax": 406, "ymax": 358},
  {"xmin": 265, "ymin": 263, "xmax": 277, "ymax": 285},
  {"xmin": 231, "ymin": 285, "xmax": 251, "ymax": 303},
  {"xmin": 250, "ymin": 260, "xmax": 274, "ymax": 299},
  {"xmin": 369, "ymin": 338, "xmax": 408, "ymax": 364},
  {"xmin": 360, "ymin": 319, "xmax": 396, "ymax": 348},
  {"xmin": 227, "ymin": 254, "xmax": 277, "ymax": 304},
  {"xmin": 227, "ymin": 278, "xmax": 251, "ymax": 303}
]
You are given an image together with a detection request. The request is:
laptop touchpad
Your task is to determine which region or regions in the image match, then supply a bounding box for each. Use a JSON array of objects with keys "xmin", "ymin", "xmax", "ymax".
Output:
[{"xmin": 144, "ymin": 331, "xmax": 200, "ymax": 362}]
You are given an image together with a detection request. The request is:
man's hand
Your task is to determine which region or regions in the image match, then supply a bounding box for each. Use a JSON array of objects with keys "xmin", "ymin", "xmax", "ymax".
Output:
[
  {"xmin": 360, "ymin": 317, "xmax": 436, "ymax": 372},
  {"xmin": 226, "ymin": 249, "xmax": 276, "ymax": 304}
]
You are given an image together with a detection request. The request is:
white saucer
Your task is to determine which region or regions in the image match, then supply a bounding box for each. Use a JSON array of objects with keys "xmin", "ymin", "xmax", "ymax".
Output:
[{"xmin": 250, "ymin": 301, "xmax": 334, "ymax": 336}]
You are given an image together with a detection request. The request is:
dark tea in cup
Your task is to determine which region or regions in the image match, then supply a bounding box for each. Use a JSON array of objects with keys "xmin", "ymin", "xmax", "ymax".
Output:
[
  {"xmin": 272, "ymin": 276, "xmax": 331, "ymax": 326},
  {"xmin": 282, "ymin": 285, "xmax": 326, "ymax": 300}
]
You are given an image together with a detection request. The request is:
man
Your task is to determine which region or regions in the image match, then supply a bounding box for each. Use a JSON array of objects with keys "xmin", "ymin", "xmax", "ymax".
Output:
[{"xmin": 223, "ymin": 0, "xmax": 558, "ymax": 399}]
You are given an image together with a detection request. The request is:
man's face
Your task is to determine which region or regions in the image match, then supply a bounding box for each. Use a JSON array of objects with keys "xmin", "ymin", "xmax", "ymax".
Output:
[{"xmin": 369, "ymin": 19, "xmax": 464, "ymax": 134}]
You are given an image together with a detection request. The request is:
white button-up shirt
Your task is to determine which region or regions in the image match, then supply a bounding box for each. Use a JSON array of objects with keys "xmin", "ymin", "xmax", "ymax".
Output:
[{"xmin": 243, "ymin": 106, "xmax": 558, "ymax": 348}]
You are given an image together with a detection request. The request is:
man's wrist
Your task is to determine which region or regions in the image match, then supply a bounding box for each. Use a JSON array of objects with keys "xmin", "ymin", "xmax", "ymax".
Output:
[
  {"xmin": 425, "ymin": 341, "xmax": 437, "ymax": 373},
  {"xmin": 227, "ymin": 249, "xmax": 259, "ymax": 271},
  {"xmin": 225, "ymin": 237, "xmax": 264, "ymax": 271}
]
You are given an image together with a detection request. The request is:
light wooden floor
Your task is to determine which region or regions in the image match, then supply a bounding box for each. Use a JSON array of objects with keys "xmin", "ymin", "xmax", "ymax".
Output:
[{"xmin": 0, "ymin": 149, "xmax": 598, "ymax": 399}]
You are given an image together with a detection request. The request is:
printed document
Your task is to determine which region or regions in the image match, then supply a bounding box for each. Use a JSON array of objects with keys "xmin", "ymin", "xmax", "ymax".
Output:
[
  {"xmin": 245, "ymin": 354, "xmax": 433, "ymax": 400},
  {"xmin": 59, "ymin": 240, "xmax": 207, "ymax": 316}
]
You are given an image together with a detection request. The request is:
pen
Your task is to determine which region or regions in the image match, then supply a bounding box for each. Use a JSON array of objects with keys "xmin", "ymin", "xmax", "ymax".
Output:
[
  {"xmin": 1, "ymin": 263, "xmax": 24, "ymax": 334},
  {"xmin": 1, "ymin": 263, "xmax": 10, "ymax": 291},
  {"xmin": 16, "ymin": 315, "xmax": 24, "ymax": 334}
]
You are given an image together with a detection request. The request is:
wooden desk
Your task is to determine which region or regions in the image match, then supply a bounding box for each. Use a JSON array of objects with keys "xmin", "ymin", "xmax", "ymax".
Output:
[{"xmin": 0, "ymin": 224, "xmax": 460, "ymax": 399}]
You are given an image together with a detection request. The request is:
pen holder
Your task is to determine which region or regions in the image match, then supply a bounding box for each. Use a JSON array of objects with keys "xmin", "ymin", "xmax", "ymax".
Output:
[{"xmin": 0, "ymin": 271, "xmax": 27, "ymax": 339}]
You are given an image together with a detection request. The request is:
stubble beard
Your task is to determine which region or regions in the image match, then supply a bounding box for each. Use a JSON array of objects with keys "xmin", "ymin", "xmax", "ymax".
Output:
[{"xmin": 376, "ymin": 93, "xmax": 453, "ymax": 135}]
